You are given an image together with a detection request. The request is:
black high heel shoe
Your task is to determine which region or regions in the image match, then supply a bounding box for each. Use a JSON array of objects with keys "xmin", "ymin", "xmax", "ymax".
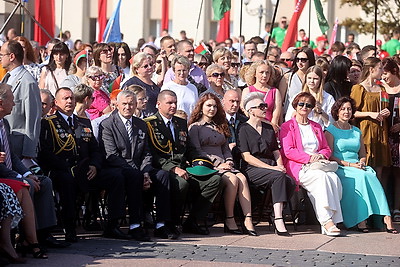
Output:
[
  {"xmin": 243, "ymin": 215, "xmax": 258, "ymax": 236},
  {"xmin": 17, "ymin": 242, "xmax": 48, "ymax": 259},
  {"xmin": 273, "ymin": 218, "xmax": 291, "ymax": 237},
  {"xmin": 224, "ymin": 216, "xmax": 242, "ymax": 235}
]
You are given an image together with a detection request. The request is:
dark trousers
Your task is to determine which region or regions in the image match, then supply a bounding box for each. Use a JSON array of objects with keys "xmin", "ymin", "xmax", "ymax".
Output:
[
  {"xmin": 148, "ymin": 168, "xmax": 171, "ymax": 223},
  {"xmin": 50, "ymin": 167, "xmax": 125, "ymax": 229},
  {"xmin": 245, "ymin": 166, "xmax": 296, "ymax": 204},
  {"xmin": 170, "ymin": 173, "xmax": 222, "ymax": 221},
  {"xmin": 122, "ymin": 168, "xmax": 144, "ymax": 225}
]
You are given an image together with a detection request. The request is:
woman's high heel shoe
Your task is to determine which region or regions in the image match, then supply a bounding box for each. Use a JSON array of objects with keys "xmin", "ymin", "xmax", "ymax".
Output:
[
  {"xmin": 224, "ymin": 216, "xmax": 242, "ymax": 235},
  {"xmin": 321, "ymin": 221, "xmax": 341, "ymax": 236},
  {"xmin": 243, "ymin": 215, "xmax": 258, "ymax": 236},
  {"xmin": 273, "ymin": 218, "xmax": 291, "ymax": 237},
  {"xmin": 17, "ymin": 242, "xmax": 48, "ymax": 259}
]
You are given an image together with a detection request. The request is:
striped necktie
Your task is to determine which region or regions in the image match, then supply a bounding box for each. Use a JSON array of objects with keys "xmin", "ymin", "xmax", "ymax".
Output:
[
  {"xmin": 0, "ymin": 120, "xmax": 12, "ymax": 169},
  {"xmin": 126, "ymin": 119, "xmax": 133, "ymax": 143}
]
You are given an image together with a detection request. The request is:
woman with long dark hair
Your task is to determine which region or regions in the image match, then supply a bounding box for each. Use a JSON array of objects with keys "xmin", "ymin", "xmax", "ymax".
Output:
[
  {"xmin": 188, "ymin": 93, "xmax": 256, "ymax": 236},
  {"xmin": 324, "ymin": 55, "xmax": 353, "ymax": 101},
  {"xmin": 279, "ymin": 47, "xmax": 315, "ymax": 115},
  {"xmin": 113, "ymin": 42, "xmax": 131, "ymax": 86},
  {"xmin": 39, "ymin": 42, "xmax": 72, "ymax": 95}
]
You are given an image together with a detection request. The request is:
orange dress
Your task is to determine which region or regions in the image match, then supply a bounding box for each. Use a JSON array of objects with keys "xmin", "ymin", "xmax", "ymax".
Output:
[{"xmin": 350, "ymin": 84, "xmax": 391, "ymax": 167}]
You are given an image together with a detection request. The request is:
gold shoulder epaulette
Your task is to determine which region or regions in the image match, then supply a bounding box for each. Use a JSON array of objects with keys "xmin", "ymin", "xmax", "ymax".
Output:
[
  {"xmin": 45, "ymin": 114, "xmax": 57, "ymax": 120},
  {"xmin": 144, "ymin": 115, "xmax": 157, "ymax": 122}
]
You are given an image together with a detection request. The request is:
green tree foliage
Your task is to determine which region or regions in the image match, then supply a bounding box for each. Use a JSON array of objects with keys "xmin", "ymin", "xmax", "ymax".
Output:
[{"xmin": 340, "ymin": 0, "xmax": 400, "ymax": 35}]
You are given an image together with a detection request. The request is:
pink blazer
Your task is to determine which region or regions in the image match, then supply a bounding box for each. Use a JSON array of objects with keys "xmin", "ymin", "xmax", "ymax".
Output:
[{"xmin": 279, "ymin": 117, "xmax": 331, "ymax": 187}]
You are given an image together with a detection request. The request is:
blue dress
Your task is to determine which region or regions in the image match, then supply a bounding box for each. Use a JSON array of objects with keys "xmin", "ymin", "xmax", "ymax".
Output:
[{"xmin": 326, "ymin": 124, "xmax": 390, "ymax": 228}]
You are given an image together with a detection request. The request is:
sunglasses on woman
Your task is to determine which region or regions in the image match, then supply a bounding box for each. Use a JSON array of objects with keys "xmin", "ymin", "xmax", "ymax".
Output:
[
  {"xmin": 211, "ymin": 72, "xmax": 225, "ymax": 78},
  {"xmin": 197, "ymin": 62, "xmax": 208, "ymax": 67},
  {"xmin": 297, "ymin": 102, "xmax": 314, "ymax": 109},
  {"xmin": 249, "ymin": 103, "xmax": 268, "ymax": 111},
  {"xmin": 295, "ymin": 57, "xmax": 309, "ymax": 63},
  {"xmin": 88, "ymin": 75, "xmax": 105, "ymax": 81},
  {"xmin": 231, "ymin": 63, "xmax": 240, "ymax": 67},
  {"xmin": 141, "ymin": 63, "xmax": 154, "ymax": 69}
]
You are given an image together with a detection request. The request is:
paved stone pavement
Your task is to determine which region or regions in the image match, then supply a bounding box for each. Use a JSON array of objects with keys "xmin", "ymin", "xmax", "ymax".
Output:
[{"xmin": 9, "ymin": 222, "xmax": 400, "ymax": 267}]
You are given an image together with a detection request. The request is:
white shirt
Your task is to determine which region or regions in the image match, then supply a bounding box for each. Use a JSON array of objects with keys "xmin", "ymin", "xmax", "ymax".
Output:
[
  {"xmin": 161, "ymin": 80, "xmax": 199, "ymax": 118},
  {"xmin": 298, "ymin": 123, "xmax": 319, "ymax": 155},
  {"xmin": 6, "ymin": 65, "xmax": 24, "ymax": 85},
  {"xmin": 160, "ymin": 113, "xmax": 175, "ymax": 141},
  {"xmin": 118, "ymin": 112, "xmax": 133, "ymax": 134},
  {"xmin": 59, "ymin": 111, "xmax": 74, "ymax": 127}
]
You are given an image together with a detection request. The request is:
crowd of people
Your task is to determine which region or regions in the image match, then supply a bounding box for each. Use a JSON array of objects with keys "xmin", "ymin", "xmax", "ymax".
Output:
[{"xmin": 0, "ymin": 24, "xmax": 399, "ymax": 264}]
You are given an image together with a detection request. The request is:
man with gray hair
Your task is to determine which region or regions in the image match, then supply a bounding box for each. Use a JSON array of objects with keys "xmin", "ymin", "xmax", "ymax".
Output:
[
  {"xmin": 40, "ymin": 89, "xmax": 54, "ymax": 117},
  {"xmin": 99, "ymin": 90, "xmax": 176, "ymax": 240}
]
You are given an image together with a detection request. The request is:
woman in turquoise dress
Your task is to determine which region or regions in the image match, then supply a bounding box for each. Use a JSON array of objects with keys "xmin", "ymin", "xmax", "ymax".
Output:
[{"xmin": 325, "ymin": 96, "xmax": 397, "ymax": 233}]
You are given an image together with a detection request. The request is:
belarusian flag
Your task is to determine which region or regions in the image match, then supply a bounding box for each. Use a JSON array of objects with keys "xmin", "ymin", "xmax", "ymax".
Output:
[
  {"xmin": 212, "ymin": 0, "xmax": 231, "ymax": 21},
  {"xmin": 194, "ymin": 43, "xmax": 210, "ymax": 55},
  {"xmin": 381, "ymin": 91, "xmax": 389, "ymax": 103}
]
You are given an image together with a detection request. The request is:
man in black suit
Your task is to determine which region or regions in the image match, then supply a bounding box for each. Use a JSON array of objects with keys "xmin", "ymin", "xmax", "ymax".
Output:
[
  {"xmin": 38, "ymin": 87, "xmax": 127, "ymax": 242},
  {"xmin": 99, "ymin": 90, "xmax": 176, "ymax": 240},
  {"xmin": 145, "ymin": 90, "xmax": 221, "ymax": 235},
  {"xmin": 222, "ymin": 90, "xmax": 248, "ymax": 168}
]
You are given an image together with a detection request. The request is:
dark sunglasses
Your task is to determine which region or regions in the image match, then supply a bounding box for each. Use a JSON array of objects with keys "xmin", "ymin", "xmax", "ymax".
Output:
[
  {"xmin": 211, "ymin": 72, "xmax": 225, "ymax": 78},
  {"xmin": 249, "ymin": 103, "xmax": 268, "ymax": 111},
  {"xmin": 231, "ymin": 63, "xmax": 240, "ymax": 67},
  {"xmin": 197, "ymin": 62, "xmax": 208, "ymax": 67},
  {"xmin": 100, "ymin": 49, "xmax": 112, "ymax": 54},
  {"xmin": 243, "ymin": 61, "xmax": 253, "ymax": 66},
  {"xmin": 141, "ymin": 63, "xmax": 154, "ymax": 69},
  {"xmin": 298, "ymin": 102, "xmax": 314, "ymax": 109},
  {"xmin": 281, "ymin": 58, "xmax": 293, "ymax": 62},
  {"xmin": 88, "ymin": 75, "xmax": 105, "ymax": 81},
  {"xmin": 156, "ymin": 60, "xmax": 162, "ymax": 64},
  {"xmin": 295, "ymin": 57, "xmax": 309, "ymax": 63}
]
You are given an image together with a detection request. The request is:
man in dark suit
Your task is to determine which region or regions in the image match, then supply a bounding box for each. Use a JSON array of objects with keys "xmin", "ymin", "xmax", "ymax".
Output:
[
  {"xmin": 222, "ymin": 90, "xmax": 248, "ymax": 168},
  {"xmin": 145, "ymin": 90, "xmax": 221, "ymax": 235},
  {"xmin": 0, "ymin": 83, "xmax": 66, "ymax": 247},
  {"xmin": 38, "ymin": 87, "xmax": 127, "ymax": 242},
  {"xmin": 99, "ymin": 90, "xmax": 176, "ymax": 240}
]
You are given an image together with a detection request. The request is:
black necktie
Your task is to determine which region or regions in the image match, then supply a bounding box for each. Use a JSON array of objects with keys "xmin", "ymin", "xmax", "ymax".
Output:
[
  {"xmin": 67, "ymin": 116, "xmax": 74, "ymax": 129},
  {"xmin": 2, "ymin": 73, "xmax": 10, "ymax": 84},
  {"xmin": 166, "ymin": 121, "xmax": 174, "ymax": 141},
  {"xmin": 0, "ymin": 120, "xmax": 12, "ymax": 169},
  {"xmin": 229, "ymin": 117, "xmax": 235, "ymax": 128}
]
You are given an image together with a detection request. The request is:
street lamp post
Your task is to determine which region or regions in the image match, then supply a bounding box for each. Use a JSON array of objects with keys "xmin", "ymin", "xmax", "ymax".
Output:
[{"xmin": 244, "ymin": 0, "xmax": 269, "ymax": 35}]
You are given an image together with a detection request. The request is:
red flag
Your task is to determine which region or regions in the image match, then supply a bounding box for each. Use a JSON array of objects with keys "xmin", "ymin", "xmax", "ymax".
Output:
[
  {"xmin": 98, "ymin": 0, "xmax": 108, "ymax": 42},
  {"xmin": 281, "ymin": 0, "xmax": 307, "ymax": 52},
  {"xmin": 327, "ymin": 18, "xmax": 339, "ymax": 54},
  {"xmin": 216, "ymin": 10, "xmax": 230, "ymax": 43},
  {"xmin": 161, "ymin": 0, "xmax": 169, "ymax": 31},
  {"xmin": 34, "ymin": 0, "xmax": 55, "ymax": 46}
]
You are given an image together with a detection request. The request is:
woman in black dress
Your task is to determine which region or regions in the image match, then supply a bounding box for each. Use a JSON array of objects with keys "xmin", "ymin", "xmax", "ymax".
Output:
[{"xmin": 238, "ymin": 92, "xmax": 296, "ymax": 236}]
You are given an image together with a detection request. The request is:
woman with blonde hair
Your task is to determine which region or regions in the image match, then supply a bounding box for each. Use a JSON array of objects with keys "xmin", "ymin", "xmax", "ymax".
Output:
[
  {"xmin": 84, "ymin": 66, "xmax": 111, "ymax": 119},
  {"xmin": 123, "ymin": 52, "xmax": 160, "ymax": 116},
  {"xmin": 213, "ymin": 48, "xmax": 238, "ymax": 91},
  {"xmin": 201, "ymin": 64, "xmax": 227, "ymax": 101},
  {"xmin": 241, "ymin": 61, "xmax": 282, "ymax": 131},
  {"xmin": 285, "ymin": 66, "xmax": 334, "ymax": 128}
]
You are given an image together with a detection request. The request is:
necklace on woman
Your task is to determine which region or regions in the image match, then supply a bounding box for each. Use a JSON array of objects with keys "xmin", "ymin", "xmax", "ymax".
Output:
[{"xmin": 336, "ymin": 121, "xmax": 350, "ymax": 130}]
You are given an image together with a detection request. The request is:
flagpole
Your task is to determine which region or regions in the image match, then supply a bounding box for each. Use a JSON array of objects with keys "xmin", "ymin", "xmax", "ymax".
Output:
[
  {"xmin": 239, "ymin": 0, "xmax": 243, "ymax": 62},
  {"xmin": 194, "ymin": 0, "xmax": 204, "ymax": 45},
  {"xmin": 59, "ymin": 0, "xmax": 64, "ymax": 39},
  {"xmin": 265, "ymin": 0, "xmax": 280, "ymax": 59},
  {"xmin": 374, "ymin": 0, "xmax": 377, "ymax": 53},
  {"xmin": 308, "ymin": 0, "xmax": 311, "ymax": 42},
  {"xmin": 104, "ymin": 18, "xmax": 115, "ymax": 43}
]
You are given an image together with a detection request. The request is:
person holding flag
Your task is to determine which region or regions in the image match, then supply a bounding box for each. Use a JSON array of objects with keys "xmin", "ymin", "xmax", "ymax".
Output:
[{"xmin": 350, "ymin": 57, "xmax": 391, "ymax": 185}]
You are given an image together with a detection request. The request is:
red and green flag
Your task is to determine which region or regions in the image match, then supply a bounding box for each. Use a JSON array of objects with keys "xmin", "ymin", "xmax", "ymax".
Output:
[
  {"xmin": 194, "ymin": 43, "xmax": 210, "ymax": 55},
  {"xmin": 381, "ymin": 91, "xmax": 389, "ymax": 103},
  {"xmin": 212, "ymin": 0, "xmax": 231, "ymax": 21}
]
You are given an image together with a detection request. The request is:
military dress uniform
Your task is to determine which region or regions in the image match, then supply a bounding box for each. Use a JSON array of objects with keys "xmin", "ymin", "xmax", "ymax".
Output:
[
  {"xmin": 145, "ymin": 112, "xmax": 221, "ymax": 230},
  {"xmin": 38, "ymin": 111, "xmax": 125, "ymax": 239}
]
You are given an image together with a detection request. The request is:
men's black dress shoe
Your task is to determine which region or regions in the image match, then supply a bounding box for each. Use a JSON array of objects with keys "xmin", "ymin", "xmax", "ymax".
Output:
[
  {"xmin": 103, "ymin": 227, "xmax": 131, "ymax": 240},
  {"xmin": 182, "ymin": 220, "xmax": 209, "ymax": 235},
  {"xmin": 154, "ymin": 226, "xmax": 179, "ymax": 240},
  {"xmin": 42, "ymin": 234, "xmax": 71, "ymax": 248},
  {"xmin": 128, "ymin": 227, "xmax": 152, "ymax": 242},
  {"xmin": 83, "ymin": 220, "xmax": 103, "ymax": 231},
  {"xmin": 65, "ymin": 229, "xmax": 78, "ymax": 243}
]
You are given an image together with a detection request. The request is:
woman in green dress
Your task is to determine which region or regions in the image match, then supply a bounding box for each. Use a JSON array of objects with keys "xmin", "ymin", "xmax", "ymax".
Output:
[{"xmin": 325, "ymin": 97, "xmax": 397, "ymax": 233}]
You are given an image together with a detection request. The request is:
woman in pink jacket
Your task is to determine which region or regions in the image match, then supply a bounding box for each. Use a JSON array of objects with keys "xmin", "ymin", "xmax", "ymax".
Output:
[{"xmin": 280, "ymin": 92, "xmax": 343, "ymax": 236}]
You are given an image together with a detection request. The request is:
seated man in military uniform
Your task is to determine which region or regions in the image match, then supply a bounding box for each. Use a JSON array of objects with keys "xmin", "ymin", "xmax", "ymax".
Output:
[
  {"xmin": 38, "ymin": 87, "xmax": 128, "ymax": 242},
  {"xmin": 145, "ymin": 90, "xmax": 221, "ymax": 235}
]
